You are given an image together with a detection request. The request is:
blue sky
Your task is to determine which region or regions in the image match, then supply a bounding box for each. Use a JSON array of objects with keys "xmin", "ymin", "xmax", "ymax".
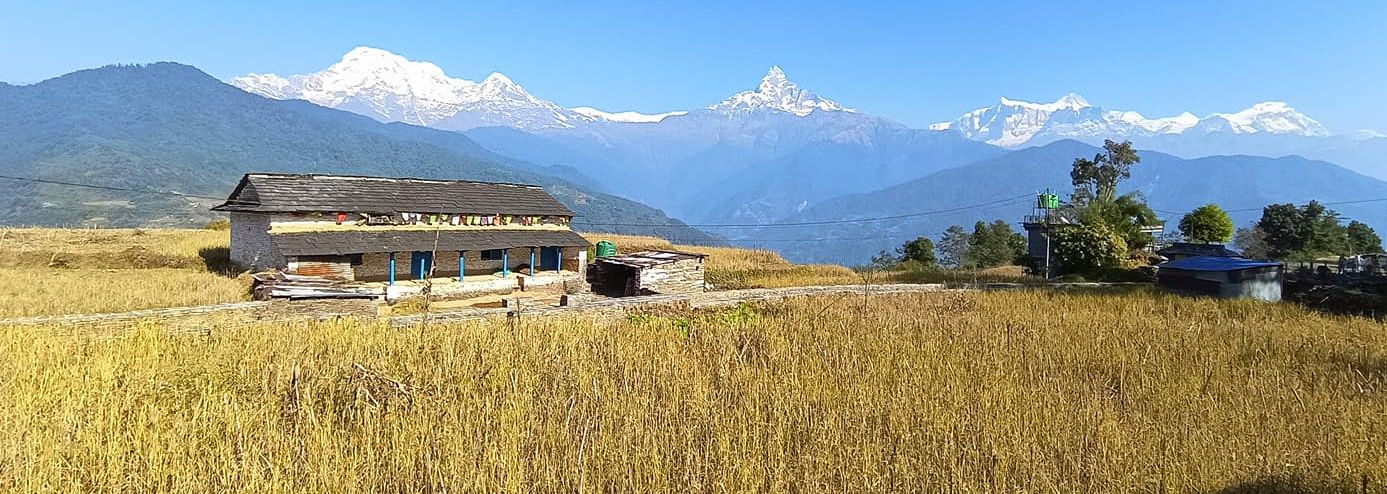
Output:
[{"xmin": 3, "ymin": 0, "xmax": 1385, "ymax": 130}]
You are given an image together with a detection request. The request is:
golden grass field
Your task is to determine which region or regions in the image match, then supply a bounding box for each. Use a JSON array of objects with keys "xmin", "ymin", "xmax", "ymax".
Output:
[
  {"xmin": 1, "ymin": 290, "xmax": 1382, "ymax": 492},
  {"xmin": 581, "ymin": 232, "xmax": 1035, "ymax": 289},
  {"xmin": 0, "ymin": 228, "xmax": 1039, "ymax": 318},
  {"xmin": 582, "ymin": 233, "xmax": 867, "ymax": 289},
  {"xmin": 0, "ymin": 228, "xmax": 250, "ymax": 317}
]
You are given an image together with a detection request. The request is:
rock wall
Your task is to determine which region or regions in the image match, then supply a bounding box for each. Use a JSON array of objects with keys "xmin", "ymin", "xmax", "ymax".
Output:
[
  {"xmin": 230, "ymin": 212, "xmax": 284, "ymax": 270},
  {"xmin": 639, "ymin": 258, "xmax": 705, "ymax": 294}
]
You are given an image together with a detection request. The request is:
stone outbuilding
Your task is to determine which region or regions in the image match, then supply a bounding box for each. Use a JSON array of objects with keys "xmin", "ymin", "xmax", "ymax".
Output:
[{"xmin": 588, "ymin": 250, "xmax": 707, "ymax": 296}]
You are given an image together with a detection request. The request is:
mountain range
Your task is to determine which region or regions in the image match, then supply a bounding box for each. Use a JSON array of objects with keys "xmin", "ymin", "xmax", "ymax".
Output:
[
  {"xmin": 4, "ymin": 48, "xmax": 1385, "ymax": 266},
  {"xmin": 928, "ymin": 93, "xmax": 1385, "ymax": 178},
  {"xmin": 0, "ymin": 62, "xmax": 715, "ymax": 243},
  {"xmin": 748, "ymin": 140, "xmax": 1387, "ymax": 264},
  {"xmin": 232, "ymin": 48, "xmax": 1386, "ymax": 227}
]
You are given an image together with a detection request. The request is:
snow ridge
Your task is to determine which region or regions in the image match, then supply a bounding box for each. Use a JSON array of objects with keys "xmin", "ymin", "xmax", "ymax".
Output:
[
  {"xmin": 232, "ymin": 46, "xmax": 587, "ymax": 130},
  {"xmin": 933, "ymin": 94, "xmax": 1330, "ymax": 147},
  {"xmin": 232, "ymin": 48, "xmax": 859, "ymax": 130},
  {"xmin": 570, "ymin": 107, "xmax": 688, "ymax": 123},
  {"xmin": 709, "ymin": 66, "xmax": 853, "ymax": 116}
]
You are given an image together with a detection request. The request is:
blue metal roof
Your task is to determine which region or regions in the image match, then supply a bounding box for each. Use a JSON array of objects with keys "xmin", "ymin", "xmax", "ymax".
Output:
[{"xmin": 1160, "ymin": 256, "xmax": 1280, "ymax": 272}]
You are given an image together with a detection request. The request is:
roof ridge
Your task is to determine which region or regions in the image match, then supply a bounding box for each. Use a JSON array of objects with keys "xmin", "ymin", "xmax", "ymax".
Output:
[{"xmin": 244, "ymin": 172, "xmax": 547, "ymax": 189}]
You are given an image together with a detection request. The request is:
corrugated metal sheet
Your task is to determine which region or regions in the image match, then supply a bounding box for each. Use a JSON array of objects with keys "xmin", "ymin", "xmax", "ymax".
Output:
[{"xmin": 289, "ymin": 256, "xmax": 355, "ymax": 281}]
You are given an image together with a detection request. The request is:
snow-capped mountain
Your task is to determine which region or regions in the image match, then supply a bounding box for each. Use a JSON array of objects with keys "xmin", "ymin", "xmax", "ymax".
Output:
[
  {"xmin": 232, "ymin": 46, "xmax": 596, "ymax": 130},
  {"xmin": 232, "ymin": 48, "xmax": 859, "ymax": 131},
  {"xmin": 570, "ymin": 107, "xmax": 688, "ymax": 123},
  {"xmin": 932, "ymin": 94, "xmax": 1331, "ymax": 147},
  {"xmin": 708, "ymin": 66, "xmax": 853, "ymax": 116},
  {"xmin": 1192, "ymin": 101, "xmax": 1330, "ymax": 136}
]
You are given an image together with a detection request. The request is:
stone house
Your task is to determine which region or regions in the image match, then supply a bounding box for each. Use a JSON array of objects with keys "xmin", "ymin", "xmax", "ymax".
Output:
[{"xmin": 212, "ymin": 173, "xmax": 590, "ymax": 284}]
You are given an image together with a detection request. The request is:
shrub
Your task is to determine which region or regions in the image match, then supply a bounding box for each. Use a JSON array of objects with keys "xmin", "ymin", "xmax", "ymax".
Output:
[
  {"xmin": 1050, "ymin": 223, "xmax": 1128, "ymax": 276},
  {"xmin": 204, "ymin": 218, "xmax": 231, "ymax": 231}
]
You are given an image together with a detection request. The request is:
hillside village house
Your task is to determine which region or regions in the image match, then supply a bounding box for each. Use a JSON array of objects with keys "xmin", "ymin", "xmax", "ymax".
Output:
[{"xmin": 212, "ymin": 173, "xmax": 590, "ymax": 292}]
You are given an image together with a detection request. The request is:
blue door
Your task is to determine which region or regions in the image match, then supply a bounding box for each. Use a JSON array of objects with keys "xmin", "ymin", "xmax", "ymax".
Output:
[
  {"xmin": 540, "ymin": 247, "xmax": 561, "ymax": 270},
  {"xmin": 411, "ymin": 251, "xmax": 434, "ymax": 279}
]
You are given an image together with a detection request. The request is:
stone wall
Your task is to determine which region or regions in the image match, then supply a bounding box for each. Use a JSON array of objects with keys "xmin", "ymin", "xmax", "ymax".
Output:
[
  {"xmin": 230, "ymin": 212, "xmax": 284, "ymax": 270},
  {"xmin": 639, "ymin": 258, "xmax": 706, "ymax": 294}
]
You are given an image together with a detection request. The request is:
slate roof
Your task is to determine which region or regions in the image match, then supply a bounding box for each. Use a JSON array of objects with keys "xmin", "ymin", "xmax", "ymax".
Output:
[
  {"xmin": 595, "ymin": 250, "xmax": 707, "ymax": 269},
  {"xmin": 1155, "ymin": 242, "xmax": 1243, "ymax": 258},
  {"xmin": 212, "ymin": 173, "xmax": 575, "ymax": 216},
  {"xmin": 270, "ymin": 229, "xmax": 590, "ymax": 256},
  {"xmin": 1159, "ymin": 256, "xmax": 1281, "ymax": 272}
]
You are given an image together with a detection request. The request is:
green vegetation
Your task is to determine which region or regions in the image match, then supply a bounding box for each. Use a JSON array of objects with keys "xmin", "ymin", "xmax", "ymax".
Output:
[
  {"xmin": 875, "ymin": 220, "xmax": 1027, "ymax": 276},
  {"xmin": 203, "ymin": 218, "xmax": 231, "ymax": 231},
  {"xmin": 2, "ymin": 291, "xmax": 1382, "ymax": 491},
  {"xmin": 1049, "ymin": 222, "xmax": 1129, "ymax": 274},
  {"xmin": 1179, "ymin": 203, "xmax": 1235, "ymax": 243},
  {"xmin": 1050, "ymin": 140, "xmax": 1159, "ymax": 277},
  {"xmin": 1257, "ymin": 201, "xmax": 1384, "ymax": 259},
  {"xmin": 963, "ymin": 219, "xmax": 1026, "ymax": 268},
  {"xmin": 937, "ymin": 224, "xmax": 970, "ymax": 268},
  {"xmin": 1069, "ymin": 139, "xmax": 1141, "ymax": 203},
  {"xmin": 870, "ymin": 235, "xmax": 937, "ymax": 270}
]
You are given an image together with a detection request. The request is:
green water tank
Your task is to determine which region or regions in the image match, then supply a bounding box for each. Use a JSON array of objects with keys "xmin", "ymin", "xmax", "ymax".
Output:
[{"xmin": 595, "ymin": 240, "xmax": 617, "ymax": 258}]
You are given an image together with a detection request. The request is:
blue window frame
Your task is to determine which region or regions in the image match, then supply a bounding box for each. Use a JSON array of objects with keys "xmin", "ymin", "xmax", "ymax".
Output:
[{"xmin": 481, "ymin": 249, "xmax": 505, "ymax": 261}]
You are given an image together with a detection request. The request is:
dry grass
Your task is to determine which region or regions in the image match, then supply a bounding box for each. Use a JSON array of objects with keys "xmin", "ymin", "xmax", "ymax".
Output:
[
  {"xmin": 1, "ymin": 290, "xmax": 1383, "ymax": 492},
  {"xmin": 884, "ymin": 264, "xmax": 1037, "ymax": 285},
  {"xmin": 581, "ymin": 233, "xmax": 867, "ymax": 289},
  {"xmin": 580, "ymin": 232, "xmax": 676, "ymax": 254},
  {"xmin": 0, "ymin": 228, "xmax": 247, "ymax": 318},
  {"xmin": 0, "ymin": 268, "xmax": 251, "ymax": 318},
  {"xmin": 0, "ymin": 227, "xmax": 230, "ymax": 270}
]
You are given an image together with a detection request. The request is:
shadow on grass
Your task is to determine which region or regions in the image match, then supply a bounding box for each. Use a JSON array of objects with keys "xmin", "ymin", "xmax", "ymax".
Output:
[
  {"xmin": 1212, "ymin": 474, "xmax": 1370, "ymax": 494},
  {"xmin": 198, "ymin": 246, "xmax": 240, "ymax": 277}
]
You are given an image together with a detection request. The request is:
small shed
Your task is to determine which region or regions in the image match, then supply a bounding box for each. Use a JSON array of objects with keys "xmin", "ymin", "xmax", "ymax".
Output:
[
  {"xmin": 1157, "ymin": 256, "xmax": 1283, "ymax": 301},
  {"xmin": 589, "ymin": 250, "xmax": 707, "ymax": 296}
]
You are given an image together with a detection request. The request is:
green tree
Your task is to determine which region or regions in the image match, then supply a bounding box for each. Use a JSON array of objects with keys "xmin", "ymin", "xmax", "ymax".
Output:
[
  {"xmin": 1256, "ymin": 201, "xmax": 1356, "ymax": 259},
  {"xmin": 1257, "ymin": 203, "xmax": 1310, "ymax": 259},
  {"xmin": 965, "ymin": 220, "xmax": 1025, "ymax": 268},
  {"xmin": 937, "ymin": 225, "xmax": 970, "ymax": 268},
  {"xmin": 1178, "ymin": 204, "xmax": 1235, "ymax": 243},
  {"xmin": 1077, "ymin": 193, "xmax": 1160, "ymax": 250},
  {"xmin": 1302, "ymin": 201, "xmax": 1349, "ymax": 256},
  {"xmin": 1347, "ymin": 221, "xmax": 1383, "ymax": 254},
  {"xmin": 1050, "ymin": 223, "xmax": 1128, "ymax": 275},
  {"xmin": 1071, "ymin": 139, "xmax": 1141, "ymax": 204},
  {"xmin": 898, "ymin": 236, "xmax": 938, "ymax": 267}
]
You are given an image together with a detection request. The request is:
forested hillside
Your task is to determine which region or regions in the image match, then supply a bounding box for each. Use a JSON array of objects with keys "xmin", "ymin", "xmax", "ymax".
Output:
[{"xmin": 0, "ymin": 63, "xmax": 715, "ymax": 242}]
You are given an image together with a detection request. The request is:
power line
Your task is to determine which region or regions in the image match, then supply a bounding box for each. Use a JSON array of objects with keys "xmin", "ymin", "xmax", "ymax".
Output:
[
  {"xmin": 0, "ymin": 174, "xmax": 224, "ymax": 201},
  {"xmin": 577, "ymin": 193, "xmax": 1036, "ymax": 228},
  {"xmin": 10, "ymin": 170, "xmax": 1382, "ymax": 232},
  {"xmin": 1152, "ymin": 198, "xmax": 1387, "ymax": 217}
]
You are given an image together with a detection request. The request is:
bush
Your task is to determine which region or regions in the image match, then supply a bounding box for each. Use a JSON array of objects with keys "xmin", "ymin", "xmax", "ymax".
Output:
[
  {"xmin": 204, "ymin": 218, "xmax": 231, "ymax": 231},
  {"xmin": 1050, "ymin": 223, "xmax": 1128, "ymax": 276}
]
